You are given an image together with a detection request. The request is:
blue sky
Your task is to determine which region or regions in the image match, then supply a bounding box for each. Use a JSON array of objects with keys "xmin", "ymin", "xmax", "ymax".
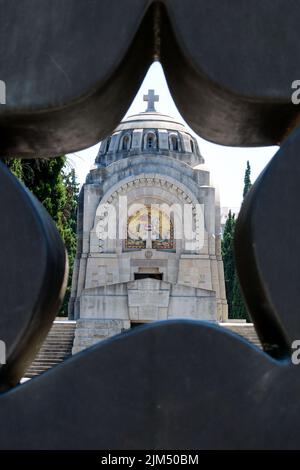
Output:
[{"xmin": 68, "ymin": 62, "xmax": 277, "ymax": 208}]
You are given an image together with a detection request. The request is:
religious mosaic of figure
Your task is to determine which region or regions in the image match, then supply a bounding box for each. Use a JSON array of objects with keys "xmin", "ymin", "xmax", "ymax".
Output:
[{"xmin": 125, "ymin": 206, "xmax": 174, "ymax": 250}]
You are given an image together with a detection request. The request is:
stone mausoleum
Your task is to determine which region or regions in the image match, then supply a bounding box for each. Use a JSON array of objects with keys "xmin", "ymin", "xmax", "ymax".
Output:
[{"xmin": 69, "ymin": 90, "xmax": 228, "ymax": 353}]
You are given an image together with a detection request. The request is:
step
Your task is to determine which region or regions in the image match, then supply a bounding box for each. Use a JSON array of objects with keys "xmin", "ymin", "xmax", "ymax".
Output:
[
  {"xmin": 42, "ymin": 337, "xmax": 74, "ymax": 341},
  {"xmin": 220, "ymin": 323, "xmax": 262, "ymax": 348},
  {"xmin": 31, "ymin": 358, "xmax": 69, "ymax": 363},
  {"xmin": 24, "ymin": 320, "xmax": 76, "ymax": 378},
  {"xmin": 24, "ymin": 320, "xmax": 263, "ymax": 379}
]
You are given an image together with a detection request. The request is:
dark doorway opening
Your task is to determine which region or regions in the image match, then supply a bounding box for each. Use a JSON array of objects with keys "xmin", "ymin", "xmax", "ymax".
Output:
[
  {"xmin": 134, "ymin": 273, "xmax": 163, "ymax": 281},
  {"xmin": 131, "ymin": 322, "xmax": 144, "ymax": 329}
]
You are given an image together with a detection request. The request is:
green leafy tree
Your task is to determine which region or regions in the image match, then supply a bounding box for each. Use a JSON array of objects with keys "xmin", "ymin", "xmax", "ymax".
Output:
[
  {"xmin": 232, "ymin": 275, "xmax": 249, "ymax": 320},
  {"xmin": 21, "ymin": 157, "xmax": 67, "ymax": 233},
  {"xmin": 2, "ymin": 158, "xmax": 23, "ymax": 180},
  {"xmin": 222, "ymin": 210, "xmax": 236, "ymax": 317},
  {"xmin": 243, "ymin": 160, "xmax": 252, "ymax": 198},
  {"xmin": 231, "ymin": 161, "xmax": 252, "ymax": 321},
  {"xmin": 60, "ymin": 168, "xmax": 79, "ymax": 315},
  {"xmin": 1, "ymin": 156, "xmax": 79, "ymax": 316},
  {"xmin": 222, "ymin": 161, "xmax": 252, "ymax": 321}
]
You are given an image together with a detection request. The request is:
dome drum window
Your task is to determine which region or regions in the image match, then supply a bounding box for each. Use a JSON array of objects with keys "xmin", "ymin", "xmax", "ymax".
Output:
[
  {"xmin": 169, "ymin": 133, "xmax": 180, "ymax": 152},
  {"xmin": 95, "ymin": 89, "xmax": 204, "ymax": 164},
  {"xmin": 144, "ymin": 131, "xmax": 157, "ymax": 150},
  {"xmin": 120, "ymin": 133, "xmax": 132, "ymax": 151}
]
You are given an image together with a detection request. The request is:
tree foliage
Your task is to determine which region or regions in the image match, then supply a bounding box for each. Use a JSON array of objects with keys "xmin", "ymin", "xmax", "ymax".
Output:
[
  {"xmin": 2, "ymin": 158, "xmax": 23, "ymax": 180},
  {"xmin": 243, "ymin": 160, "xmax": 252, "ymax": 198},
  {"xmin": 222, "ymin": 161, "xmax": 252, "ymax": 321},
  {"xmin": 222, "ymin": 210, "xmax": 235, "ymax": 316},
  {"xmin": 2, "ymin": 157, "xmax": 79, "ymax": 316}
]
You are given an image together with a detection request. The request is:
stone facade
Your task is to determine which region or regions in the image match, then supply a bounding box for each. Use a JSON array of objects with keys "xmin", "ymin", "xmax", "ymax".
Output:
[{"xmin": 69, "ymin": 91, "xmax": 228, "ymax": 354}]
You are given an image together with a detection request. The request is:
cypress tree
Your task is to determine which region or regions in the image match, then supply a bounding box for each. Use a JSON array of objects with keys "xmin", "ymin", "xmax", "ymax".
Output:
[
  {"xmin": 222, "ymin": 161, "xmax": 252, "ymax": 321},
  {"xmin": 60, "ymin": 168, "xmax": 79, "ymax": 315},
  {"xmin": 243, "ymin": 160, "xmax": 252, "ymax": 198},
  {"xmin": 232, "ymin": 275, "xmax": 249, "ymax": 320},
  {"xmin": 222, "ymin": 210, "xmax": 236, "ymax": 317},
  {"xmin": 231, "ymin": 161, "xmax": 252, "ymax": 321}
]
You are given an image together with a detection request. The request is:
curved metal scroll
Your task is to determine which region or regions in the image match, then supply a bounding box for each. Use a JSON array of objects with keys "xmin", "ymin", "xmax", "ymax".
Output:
[{"xmin": 1, "ymin": 0, "xmax": 300, "ymax": 155}]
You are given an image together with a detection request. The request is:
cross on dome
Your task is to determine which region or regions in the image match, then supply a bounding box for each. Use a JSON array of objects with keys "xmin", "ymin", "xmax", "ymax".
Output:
[{"xmin": 143, "ymin": 89, "xmax": 159, "ymax": 112}]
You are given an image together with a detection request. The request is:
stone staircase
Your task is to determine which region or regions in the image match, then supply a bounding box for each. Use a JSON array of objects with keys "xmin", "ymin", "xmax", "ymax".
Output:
[
  {"xmin": 220, "ymin": 322, "xmax": 262, "ymax": 348},
  {"xmin": 25, "ymin": 320, "xmax": 76, "ymax": 378},
  {"xmin": 24, "ymin": 320, "xmax": 262, "ymax": 378}
]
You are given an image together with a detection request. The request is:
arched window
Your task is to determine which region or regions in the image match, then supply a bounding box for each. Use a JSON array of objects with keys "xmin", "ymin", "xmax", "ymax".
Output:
[
  {"xmin": 147, "ymin": 136, "xmax": 154, "ymax": 148},
  {"xmin": 144, "ymin": 131, "xmax": 157, "ymax": 150},
  {"xmin": 169, "ymin": 134, "xmax": 179, "ymax": 151},
  {"xmin": 121, "ymin": 134, "xmax": 131, "ymax": 151},
  {"xmin": 190, "ymin": 140, "xmax": 194, "ymax": 153}
]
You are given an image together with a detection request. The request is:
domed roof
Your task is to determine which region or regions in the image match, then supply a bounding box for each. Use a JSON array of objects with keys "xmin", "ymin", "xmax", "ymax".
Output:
[
  {"xmin": 96, "ymin": 89, "xmax": 204, "ymax": 167},
  {"xmin": 116, "ymin": 111, "xmax": 187, "ymax": 133}
]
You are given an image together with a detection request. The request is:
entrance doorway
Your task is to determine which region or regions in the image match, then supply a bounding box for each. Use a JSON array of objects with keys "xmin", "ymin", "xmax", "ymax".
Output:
[{"xmin": 134, "ymin": 272, "xmax": 163, "ymax": 281}]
